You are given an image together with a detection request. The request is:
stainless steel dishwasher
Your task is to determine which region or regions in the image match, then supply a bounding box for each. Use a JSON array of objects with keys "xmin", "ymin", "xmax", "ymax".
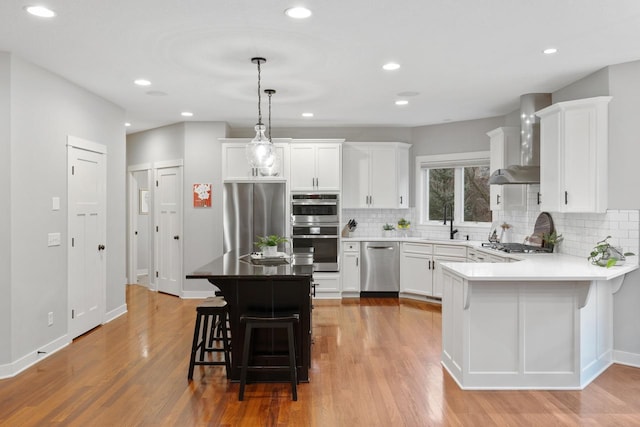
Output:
[{"xmin": 361, "ymin": 241, "xmax": 400, "ymax": 296}]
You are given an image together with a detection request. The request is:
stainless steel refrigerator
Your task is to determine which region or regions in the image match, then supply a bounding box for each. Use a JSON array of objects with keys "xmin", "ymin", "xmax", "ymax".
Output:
[{"xmin": 223, "ymin": 182, "xmax": 287, "ymax": 254}]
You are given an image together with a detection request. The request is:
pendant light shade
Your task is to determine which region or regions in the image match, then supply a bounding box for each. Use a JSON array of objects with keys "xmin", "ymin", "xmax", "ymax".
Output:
[
  {"xmin": 246, "ymin": 57, "xmax": 274, "ymax": 168},
  {"xmin": 258, "ymin": 89, "xmax": 279, "ymax": 176}
]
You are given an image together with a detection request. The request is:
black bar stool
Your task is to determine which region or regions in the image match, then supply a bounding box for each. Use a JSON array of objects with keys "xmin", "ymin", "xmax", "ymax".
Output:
[
  {"xmin": 238, "ymin": 312, "xmax": 299, "ymax": 401},
  {"xmin": 187, "ymin": 297, "xmax": 231, "ymax": 380}
]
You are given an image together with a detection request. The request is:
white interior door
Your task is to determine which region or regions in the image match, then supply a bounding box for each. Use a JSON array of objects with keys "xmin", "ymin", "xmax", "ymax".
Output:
[
  {"xmin": 68, "ymin": 137, "xmax": 106, "ymax": 339},
  {"xmin": 155, "ymin": 166, "xmax": 183, "ymax": 296}
]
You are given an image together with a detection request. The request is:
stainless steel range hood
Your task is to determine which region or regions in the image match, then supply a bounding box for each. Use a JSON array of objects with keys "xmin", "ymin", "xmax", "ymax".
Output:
[{"xmin": 489, "ymin": 93, "xmax": 551, "ymax": 185}]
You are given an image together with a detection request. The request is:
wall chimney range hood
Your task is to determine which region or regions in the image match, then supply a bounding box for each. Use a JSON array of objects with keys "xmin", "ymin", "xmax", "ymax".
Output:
[{"xmin": 489, "ymin": 93, "xmax": 551, "ymax": 185}]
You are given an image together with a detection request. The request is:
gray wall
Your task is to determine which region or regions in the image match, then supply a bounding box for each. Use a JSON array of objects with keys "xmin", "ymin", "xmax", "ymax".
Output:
[
  {"xmin": 2, "ymin": 53, "xmax": 126, "ymax": 365},
  {"xmin": 126, "ymin": 121, "xmax": 229, "ymax": 294},
  {"xmin": 183, "ymin": 122, "xmax": 228, "ymax": 292},
  {"xmin": 551, "ymin": 61, "xmax": 640, "ymax": 358},
  {"xmin": 0, "ymin": 53, "xmax": 11, "ymax": 364}
]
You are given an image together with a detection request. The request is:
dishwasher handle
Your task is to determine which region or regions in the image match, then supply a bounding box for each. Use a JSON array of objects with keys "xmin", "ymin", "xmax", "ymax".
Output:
[{"xmin": 367, "ymin": 246, "xmax": 396, "ymax": 250}]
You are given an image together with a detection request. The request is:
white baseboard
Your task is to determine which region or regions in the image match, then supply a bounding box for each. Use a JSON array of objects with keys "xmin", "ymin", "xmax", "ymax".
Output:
[
  {"xmin": 136, "ymin": 268, "xmax": 148, "ymax": 276},
  {"xmin": 613, "ymin": 350, "xmax": 640, "ymax": 368},
  {"xmin": 0, "ymin": 334, "xmax": 70, "ymax": 379},
  {"xmin": 104, "ymin": 303, "xmax": 127, "ymax": 323}
]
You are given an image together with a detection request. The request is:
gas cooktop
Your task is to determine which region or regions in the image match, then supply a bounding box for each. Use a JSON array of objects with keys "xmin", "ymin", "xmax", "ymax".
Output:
[{"xmin": 483, "ymin": 242, "xmax": 551, "ymax": 253}]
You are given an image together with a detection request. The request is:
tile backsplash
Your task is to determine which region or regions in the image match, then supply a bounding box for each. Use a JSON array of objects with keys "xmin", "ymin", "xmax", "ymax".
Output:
[{"xmin": 342, "ymin": 185, "xmax": 639, "ymax": 259}]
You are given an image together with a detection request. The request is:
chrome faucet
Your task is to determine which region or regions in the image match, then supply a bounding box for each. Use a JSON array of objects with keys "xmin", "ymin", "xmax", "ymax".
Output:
[{"xmin": 443, "ymin": 204, "xmax": 458, "ymax": 240}]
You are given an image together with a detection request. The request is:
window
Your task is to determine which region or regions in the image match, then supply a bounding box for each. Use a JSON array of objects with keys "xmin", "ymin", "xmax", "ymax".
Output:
[{"xmin": 417, "ymin": 152, "xmax": 491, "ymax": 225}]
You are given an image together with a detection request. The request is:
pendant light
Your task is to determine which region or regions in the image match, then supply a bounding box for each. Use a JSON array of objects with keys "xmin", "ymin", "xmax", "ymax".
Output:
[
  {"xmin": 259, "ymin": 89, "xmax": 280, "ymax": 176},
  {"xmin": 245, "ymin": 57, "xmax": 274, "ymax": 169}
]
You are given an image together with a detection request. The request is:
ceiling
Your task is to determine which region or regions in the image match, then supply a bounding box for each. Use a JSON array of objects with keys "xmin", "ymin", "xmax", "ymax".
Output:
[{"xmin": 2, "ymin": 1, "xmax": 640, "ymax": 135}]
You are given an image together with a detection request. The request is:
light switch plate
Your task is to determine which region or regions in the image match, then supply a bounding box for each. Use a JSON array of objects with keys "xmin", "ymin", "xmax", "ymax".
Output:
[
  {"xmin": 48, "ymin": 233, "xmax": 61, "ymax": 247},
  {"xmin": 52, "ymin": 197, "xmax": 60, "ymax": 211}
]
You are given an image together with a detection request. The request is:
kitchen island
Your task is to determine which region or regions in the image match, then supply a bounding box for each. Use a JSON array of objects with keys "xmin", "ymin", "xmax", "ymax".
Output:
[
  {"xmin": 439, "ymin": 253, "xmax": 638, "ymax": 390},
  {"xmin": 186, "ymin": 251, "xmax": 313, "ymax": 381}
]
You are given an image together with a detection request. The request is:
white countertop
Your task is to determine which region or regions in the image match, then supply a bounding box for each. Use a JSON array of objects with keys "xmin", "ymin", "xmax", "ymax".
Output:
[
  {"xmin": 342, "ymin": 236, "xmax": 477, "ymax": 246},
  {"xmin": 440, "ymin": 253, "xmax": 638, "ymax": 281},
  {"xmin": 342, "ymin": 236, "xmax": 638, "ymax": 281}
]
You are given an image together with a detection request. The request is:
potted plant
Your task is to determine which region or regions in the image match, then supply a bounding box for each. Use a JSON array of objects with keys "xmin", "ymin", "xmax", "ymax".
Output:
[
  {"xmin": 588, "ymin": 236, "xmax": 634, "ymax": 268},
  {"xmin": 542, "ymin": 231, "xmax": 563, "ymax": 252},
  {"xmin": 382, "ymin": 223, "xmax": 395, "ymax": 237},
  {"xmin": 255, "ymin": 235, "xmax": 288, "ymax": 257},
  {"xmin": 397, "ymin": 218, "xmax": 410, "ymax": 237}
]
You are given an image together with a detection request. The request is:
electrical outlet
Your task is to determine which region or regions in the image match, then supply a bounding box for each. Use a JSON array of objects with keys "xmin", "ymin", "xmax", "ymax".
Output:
[{"xmin": 48, "ymin": 312, "xmax": 54, "ymax": 326}]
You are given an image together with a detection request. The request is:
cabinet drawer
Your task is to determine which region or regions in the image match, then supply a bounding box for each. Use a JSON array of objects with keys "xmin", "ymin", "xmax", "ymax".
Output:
[
  {"xmin": 343, "ymin": 242, "xmax": 359, "ymax": 252},
  {"xmin": 434, "ymin": 244, "xmax": 466, "ymax": 258},
  {"xmin": 402, "ymin": 242, "xmax": 433, "ymax": 255}
]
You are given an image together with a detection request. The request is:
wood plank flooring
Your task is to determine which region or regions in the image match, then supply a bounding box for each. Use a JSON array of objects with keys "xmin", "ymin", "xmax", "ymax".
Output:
[{"xmin": 1, "ymin": 285, "xmax": 640, "ymax": 426}]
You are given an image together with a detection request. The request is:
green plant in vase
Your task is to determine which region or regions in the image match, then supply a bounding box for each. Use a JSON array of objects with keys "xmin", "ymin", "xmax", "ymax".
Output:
[
  {"xmin": 397, "ymin": 218, "xmax": 410, "ymax": 236},
  {"xmin": 255, "ymin": 235, "xmax": 288, "ymax": 257},
  {"xmin": 588, "ymin": 236, "xmax": 634, "ymax": 268}
]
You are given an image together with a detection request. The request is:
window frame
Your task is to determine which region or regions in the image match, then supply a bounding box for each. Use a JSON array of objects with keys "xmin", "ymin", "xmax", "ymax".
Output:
[{"xmin": 415, "ymin": 151, "xmax": 491, "ymax": 227}]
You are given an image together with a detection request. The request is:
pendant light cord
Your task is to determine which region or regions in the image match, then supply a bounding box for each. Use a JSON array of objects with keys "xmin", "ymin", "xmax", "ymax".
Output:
[
  {"xmin": 256, "ymin": 60, "xmax": 262, "ymax": 125},
  {"xmin": 267, "ymin": 91, "xmax": 272, "ymax": 141}
]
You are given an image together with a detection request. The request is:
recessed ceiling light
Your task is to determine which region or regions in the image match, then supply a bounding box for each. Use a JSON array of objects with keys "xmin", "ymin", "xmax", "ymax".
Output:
[
  {"xmin": 302, "ymin": 112, "xmax": 314, "ymax": 118},
  {"xmin": 397, "ymin": 91, "xmax": 419, "ymax": 97},
  {"xmin": 395, "ymin": 100, "xmax": 409, "ymax": 106},
  {"xmin": 285, "ymin": 7, "xmax": 312, "ymax": 19},
  {"xmin": 146, "ymin": 90, "xmax": 167, "ymax": 96},
  {"xmin": 181, "ymin": 112, "xmax": 193, "ymax": 117},
  {"xmin": 383, "ymin": 63, "xmax": 401, "ymax": 71},
  {"xmin": 125, "ymin": 122, "xmax": 131, "ymax": 127},
  {"xmin": 134, "ymin": 79, "xmax": 151, "ymax": 86},
  {"xmin": 543, "ymin": 48, "xmax": 558, "ymax": 55},
  {"xmin": 25, "ymin": 6, "xmax": 56, "ymax": 18}
]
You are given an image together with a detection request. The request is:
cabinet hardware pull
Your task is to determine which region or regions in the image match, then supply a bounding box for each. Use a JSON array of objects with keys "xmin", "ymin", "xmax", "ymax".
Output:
[
  {"xmin": 400, "ymin": 196, "xmax": 403, "ymax": 204},
  {"xmin": 565, "ymin": 191, "xmax": 568, "ymax": 205},
  {"xmin": 497, "ymin": 194, "xmax": 501, "ymax": 205},
  {"xmin": 356, "ymin": 258, "xmax": 358, "ymax": 267},
  {"xmin": 537, "ymin": 192, "xmax": 541, "ymax": 205}
]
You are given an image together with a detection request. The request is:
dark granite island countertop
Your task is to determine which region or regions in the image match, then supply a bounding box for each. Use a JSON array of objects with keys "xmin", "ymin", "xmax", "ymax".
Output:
[{"xmin": 186, "ymin": 250, "xmax": 313, "ymax": 382}]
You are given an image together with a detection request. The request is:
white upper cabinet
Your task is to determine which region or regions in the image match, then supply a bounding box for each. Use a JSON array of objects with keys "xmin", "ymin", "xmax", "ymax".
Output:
[
  {"xmin": 536, "ymin": 96, "xmax": 611, "ymax": 213},
  {"xmin": 488, "ymin": 127, "xmax": 526, "ymax": 211},
  {"xmin": 342, "ymin": 142, "xmax": 411, "ymax": 209},
  {"xmin": 290, "ymin": 140, "xmax": 342, "ymax": 192},
  {"xmin": 221, "ymin": 139, "xmax": 290, "ymax": 181}
]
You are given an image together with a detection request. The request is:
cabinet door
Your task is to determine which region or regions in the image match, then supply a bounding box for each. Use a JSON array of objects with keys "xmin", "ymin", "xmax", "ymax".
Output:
[
  {"xmin": 342, "ymin": 251, "xmax": 360, "ymax": 293},
  {"xmin": 316, "ymin": 144, "xmax": 341, "ymax": 191},
  {"xmin": 400, "ymin": 252, "xmax": 433, "ymax": 296},
  {"xmin": 290, "ymin": 144, "xmax": 317, "ymax": 191},
  {"xmin": 342, "ymin": 145, "xmax": 370, "ymax": 208},
  {"xmin": 222, "ymin": 144, "xmax": 252, "ymax": 180},
  {"xmin": 433, "ymin": 256, "xmax": 464, "ymax": 298},
  {"xmin": 562, "ymin": 107, "xmax": 600, "ymax": 212},
  {"xmin": 489, "ymin": 127, "xmax": 524, "ymax": 211},
  {"xmin": 539, "ymin": 112, "xmax": 562, "ymax": 212},
  {"xmin": 369, "ymin": 147, "xmax": 397, "ymax": 208},
  {"xmin": 397, "ymin": 147, "xmax": 410, "ymax": 208},
  {"xmin": 223, "ymin": 143, "xmax": 287, "ymax": 180}
]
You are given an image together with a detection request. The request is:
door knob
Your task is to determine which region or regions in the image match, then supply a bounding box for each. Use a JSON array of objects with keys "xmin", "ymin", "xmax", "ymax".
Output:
[
  {"xmin": 98, "ymin": 244, "xmax": 106, "ymax": 251},
  {"xmin": 174, "ymin": 235, "xmax": 180, "ymax": 240}
]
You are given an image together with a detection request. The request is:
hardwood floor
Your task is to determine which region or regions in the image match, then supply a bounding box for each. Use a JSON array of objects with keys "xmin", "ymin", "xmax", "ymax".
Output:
[{"xmin": 1, "ymin": 285, "xmax": 640, "ymax": 426}]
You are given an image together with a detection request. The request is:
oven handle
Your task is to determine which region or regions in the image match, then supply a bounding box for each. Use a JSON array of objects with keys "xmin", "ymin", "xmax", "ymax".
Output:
[
  {"xmin": 292, "ymin": 235, "xmax": 339, "ymax": 239},
  {"xmin": 291, "ymin": 200, "xmax": 339, "ymax": 206}
]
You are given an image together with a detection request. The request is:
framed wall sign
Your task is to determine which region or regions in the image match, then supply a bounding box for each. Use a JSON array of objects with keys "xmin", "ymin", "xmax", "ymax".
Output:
[
  {"xmin": 193, "ymin": 183, "xmax": 212, "ymax": 208},
  {"xmin": 139, "ymin": 189, "xmax": 149, "ymax": 214}
]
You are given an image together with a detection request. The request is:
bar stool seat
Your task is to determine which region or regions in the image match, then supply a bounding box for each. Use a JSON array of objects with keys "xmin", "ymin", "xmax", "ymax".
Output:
[
  {"xmin": 187, "ymin": 297, "xmax": 231, "ymax": 380},
  {"xmin": 238, "ymin": 312, "xmax": 300, "ymax": 401}
]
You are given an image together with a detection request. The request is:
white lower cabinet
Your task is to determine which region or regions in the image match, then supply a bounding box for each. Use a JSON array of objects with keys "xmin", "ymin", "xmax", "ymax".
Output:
[
  {"xmin": 400, "ymin": 243, "xmax": 434, "ymax": 296},
  {"xmin": 401, "ymin": 242, "xmax": 466, "ymax": 299},
  {"xmin": 313, "ymin": 272, "xmax": 341, "ymax": 299},
  {"xmin": 341, "ymin": 242, "xmax": 360, "ymax": 296}
]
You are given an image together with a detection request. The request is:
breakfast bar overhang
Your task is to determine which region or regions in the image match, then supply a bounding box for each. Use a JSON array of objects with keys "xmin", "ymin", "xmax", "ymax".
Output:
[{"xmin": 440, "ymin": 253, "xmax": 638, "ymax": 390}]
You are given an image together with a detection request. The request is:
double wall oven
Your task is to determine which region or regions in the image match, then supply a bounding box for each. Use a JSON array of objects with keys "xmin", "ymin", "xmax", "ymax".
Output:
[{"xmin": 291, "ymin": 194, "xmax": 340, "ymax": 272}]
